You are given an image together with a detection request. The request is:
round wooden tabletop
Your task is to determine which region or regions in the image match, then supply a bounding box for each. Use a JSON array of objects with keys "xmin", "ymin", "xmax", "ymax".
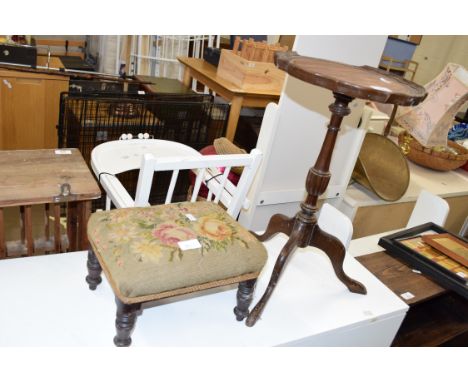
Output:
[{"xmin": 275, "ymin": 52, "xmax": 427, "ymax": 106}]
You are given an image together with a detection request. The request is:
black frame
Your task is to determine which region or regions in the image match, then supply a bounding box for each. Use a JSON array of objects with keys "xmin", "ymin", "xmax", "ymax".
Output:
[{"xmin": 378, "ymin": 222, "xmax": 468, "ymax": 299}]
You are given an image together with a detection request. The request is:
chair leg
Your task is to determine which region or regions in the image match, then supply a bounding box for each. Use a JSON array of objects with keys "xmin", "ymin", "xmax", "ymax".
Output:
[
  {"xmin": 233, "ymin": 279, "xmax": 257, "ymax": 321},
  {"xmin": 114, "ymin": 297, "xmax": 142, "ymax": 347},
  {"xmin": 85, "ymin": 249, "xmax": 102, "ymax": 290}
]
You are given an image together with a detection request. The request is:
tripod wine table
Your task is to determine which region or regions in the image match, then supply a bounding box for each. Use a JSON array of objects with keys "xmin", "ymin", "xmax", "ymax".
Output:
[{"xmin": 245, "ymin": 52, "xmax": 427, "ymax": 327}]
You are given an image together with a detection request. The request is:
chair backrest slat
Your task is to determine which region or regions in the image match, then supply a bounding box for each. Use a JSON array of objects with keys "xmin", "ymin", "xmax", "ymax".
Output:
[
  {"xmin": 96, "ymin": 143, "xmax": 262, "ymax": 217},
  {"xmin": 134, "ymin": 153, "xmax": 156, "ymax": 207},
  {"xmin": 213, "ymin": 166, "xmax": 231, "ymax": 204},
  {"xmin": 191, "ymin": 168, "xmax": 206, "ymax": 202},
  {"xmin": 136, "ymin": 149, "xmax": 262, "ymax": 217},
  {"xmin": 165, "ymin": 170, "xmax": 180, "ymax": 204}
]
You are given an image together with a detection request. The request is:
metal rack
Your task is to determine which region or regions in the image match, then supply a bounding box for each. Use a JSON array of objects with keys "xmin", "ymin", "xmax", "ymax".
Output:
[{"xmin": 58, "ymin": 92, "xmax": 230, "ymax": 209}]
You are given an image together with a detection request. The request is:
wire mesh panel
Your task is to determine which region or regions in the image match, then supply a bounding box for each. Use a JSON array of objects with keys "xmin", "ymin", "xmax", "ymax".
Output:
[{"xmin": 58, "ymin": 92, "xmax": 229, "ymax": 209}]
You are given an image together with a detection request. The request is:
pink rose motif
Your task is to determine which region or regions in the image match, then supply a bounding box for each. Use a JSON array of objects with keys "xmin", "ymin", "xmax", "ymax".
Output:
[{"xmin": 152, "ymin": 223, "xmax": 196, "ymax": 246}]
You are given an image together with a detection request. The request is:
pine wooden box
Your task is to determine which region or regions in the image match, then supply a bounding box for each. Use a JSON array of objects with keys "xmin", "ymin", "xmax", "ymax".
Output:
[{"xmin": 216, "ymin": 49, "xmax": 285, "ymax": 92}]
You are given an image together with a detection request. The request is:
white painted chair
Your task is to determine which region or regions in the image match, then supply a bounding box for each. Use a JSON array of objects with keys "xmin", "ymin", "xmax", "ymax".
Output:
[
  {"xmin": 318, "ymin": 203, "xmax": 354, "ymax": 250},
  {"xmin": 91, "ymin": 139, "xmax": 262, "ymax": 218},
  {"xmin": 460, "ymin": 217, "xmax": 468, "ymax": 238},
  {"xmin": 134, "ymin": 149, "xmax": 263, "ymax": 217},
  {"xmin": 406, "ymin": 189, "xmax": 449, "ymax": 228}
]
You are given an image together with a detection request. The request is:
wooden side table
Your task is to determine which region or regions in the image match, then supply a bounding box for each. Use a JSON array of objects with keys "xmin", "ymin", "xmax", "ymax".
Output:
[
  {"xmin": 245, "ymin": 52, "xmax": 427, "ymax": 326},
  {"xmin": 0, "ymin": 149, "xmax": 101, "ymax": 258},
  {"xmin": 357, "ymin": 251, "xmax": 468, "ymax": 346}
]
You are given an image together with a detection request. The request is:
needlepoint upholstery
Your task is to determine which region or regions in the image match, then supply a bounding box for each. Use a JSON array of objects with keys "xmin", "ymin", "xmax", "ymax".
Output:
[{"xmin": 88, "ymin": 201, "xmax": 267, "ymax": 303}]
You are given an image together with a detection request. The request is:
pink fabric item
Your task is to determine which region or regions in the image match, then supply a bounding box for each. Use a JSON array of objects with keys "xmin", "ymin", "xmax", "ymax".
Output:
[
  {"xmin": 189, "ymin": 145, "xmax": 240, "ymax": 198},
  {"xmin": 396, "ymin": 63, "xmax": 468, "ymax": 147}
]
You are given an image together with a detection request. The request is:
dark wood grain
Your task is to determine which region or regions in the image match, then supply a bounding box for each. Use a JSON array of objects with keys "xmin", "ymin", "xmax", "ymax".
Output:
[
  {"xmin": 44, "ymin": 204, "xmax": 50, "ymax": 244},
  {"xmin": 114, "ymin": 298, "xmax": 142, "ymax": 347},
  {"xmin": 234, "ymin": 279, "xmax": 257, "ymax": 321},
  {"xmin": 247, "ymin": 54, "xmax": 428, "ymax": 327},
  {"xmin": 356, "ymin": 251, "xmax": 468, "ymax": 346},
  {"xmin": 53, "ymin": 203, "xmax": 62, "ymax": 253},
  {"xmin": 275, "ymin": 51, "xmax": 427, "ymax": 106},
  {"xmin": 24, "ymin": 206, "xmax": 34, "ymax": 256},
  {"xmin": 78, "ymin": 201, "xmax": 92, "ymax": 250},
  {"xmin": 66, "ymin": 202, "xmax": 77, "ymax": 251},
  {"xmin": 85, "ymin": 249, "xmax": 102, "ymax": 291},
  {"xmin": 247, "ymin": 93, "xmax": 367, "ymax": 327},
  {"xmin": 392, "ymin": 293, "xmax": 468, "ymax": 347},
  {"xmin": 356, "ymin": 251, "xmax": 446, "ymax": 305}
]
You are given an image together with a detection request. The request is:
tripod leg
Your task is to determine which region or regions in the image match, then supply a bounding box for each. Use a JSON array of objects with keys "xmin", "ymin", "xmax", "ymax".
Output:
[
  {"xmin": 246, "ymin": 232, "xmax": 300, "ymax": 327},
  {"xmin": 251, "ymin": 214, "xmax": 295, "ymax": 242},
  {"xmin": 310, "ymin": 226, "xmax": 366, "ymax": 294}
]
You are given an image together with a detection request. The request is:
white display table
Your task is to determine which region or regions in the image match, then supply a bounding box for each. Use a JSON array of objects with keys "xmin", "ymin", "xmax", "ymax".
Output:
[{"xmin": 0, "ymin": 234, "xmax": 407, "ymax": 346}]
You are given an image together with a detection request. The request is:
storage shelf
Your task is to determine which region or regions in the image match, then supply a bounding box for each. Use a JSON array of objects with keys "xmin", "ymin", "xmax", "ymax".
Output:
[{"xmin": 392, "ymin": 293, "xmax": 468, "ymax": 347}]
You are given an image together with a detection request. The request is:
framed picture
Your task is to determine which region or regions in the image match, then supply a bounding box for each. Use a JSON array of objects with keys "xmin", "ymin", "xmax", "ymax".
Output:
[
  {"xmin": 378, "ymin": 222, "xmax": 468, "ymax": 299},
  {"xmin": 422, "ymin": 233, "xmax": 468, "ymax": 267}
]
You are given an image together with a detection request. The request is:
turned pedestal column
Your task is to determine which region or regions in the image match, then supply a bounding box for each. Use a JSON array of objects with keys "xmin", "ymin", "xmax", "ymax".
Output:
[{"xmin": 244, "ymin": 52, "xmax": 427, "ymax": 326}]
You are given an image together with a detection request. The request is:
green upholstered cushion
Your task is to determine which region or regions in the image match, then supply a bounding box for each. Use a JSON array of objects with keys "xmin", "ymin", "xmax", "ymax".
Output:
[{"xmin": 88, "ymin": 201, "xmax": 267, "ymax": 300}]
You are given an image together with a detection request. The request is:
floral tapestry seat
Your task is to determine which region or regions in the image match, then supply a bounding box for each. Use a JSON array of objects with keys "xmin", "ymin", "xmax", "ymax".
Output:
[{"xmin": 87, "ymin": 201, "xmax": 268, "ymax": 305}]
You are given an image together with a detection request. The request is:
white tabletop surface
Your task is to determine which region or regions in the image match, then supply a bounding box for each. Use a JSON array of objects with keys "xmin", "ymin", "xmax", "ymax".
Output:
[{"xmin": 0, "ymin": 234, "xmax": 407, "ymax": 347}]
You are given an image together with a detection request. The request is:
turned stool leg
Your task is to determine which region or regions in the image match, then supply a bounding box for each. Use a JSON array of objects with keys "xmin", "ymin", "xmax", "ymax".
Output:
[
  {"xmin": 85, "ymin": 249, "xmax": 102, "ymax": 290},
  {"xmin": 234, "ymin": 279, "xmax": 257, "ymax": 321},
  {"xmin": 114, "ymin": 297, "xmax": 141, "ymax": 347}
]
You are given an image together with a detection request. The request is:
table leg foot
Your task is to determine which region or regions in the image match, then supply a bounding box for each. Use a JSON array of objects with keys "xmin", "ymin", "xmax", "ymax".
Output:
[
  {"xmin": 310, "ymin": 226, "xmax": 366, "ymax": 294},
  {"xmin": 246, "ymin": 232, "xmax": 300, "ymax": 327},
  {"xmin": 114, "ymin": 297, "xmax": 141, "ymax": 347}
]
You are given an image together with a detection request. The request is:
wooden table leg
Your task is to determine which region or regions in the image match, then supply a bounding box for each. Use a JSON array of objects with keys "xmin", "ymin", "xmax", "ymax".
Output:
[
  {"xmin": 78, "ymin": 201, "xmax": 92, "ymax": 250},
  {"xmin": 182, "ymin": 67, "xmax": 192, "ymax": 88},
  {"xmin": 44, "ymin": 204, "xmax": 50, "ymax": 241},
  {"xmin": 20, "ymin": 206, "xmax": 25, "ymax": 244},
  {"xmin": 226, "ymin": 96, "xmax": 244, "ymax": 142},
  {"xmin": 24, "ymin": 205, "xmax": 34, "ymax": 256},
  {"xmin": 67, "ymin": 202, "xmax": 78, "ymax": 252},
  {"xmin": 0, "ymin": 208, "xmax": 5, "ymax": 259},
  {"xmin": 53, "ymin": 203, "xmax": 62, "ymax": 253}
]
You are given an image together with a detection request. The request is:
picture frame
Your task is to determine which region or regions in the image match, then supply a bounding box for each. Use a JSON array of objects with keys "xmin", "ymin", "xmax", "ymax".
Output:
[
  {"xmin": 422, "ymin": 233, "xmax": 468, "ymax": 267},
  {"xmin": 378, "ymin": 222, "xmax": 468, "ymax": 299}
]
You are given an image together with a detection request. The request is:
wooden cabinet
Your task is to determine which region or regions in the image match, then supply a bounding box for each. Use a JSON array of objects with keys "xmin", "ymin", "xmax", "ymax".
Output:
[
  {"xmin": 0, "ymin": 69, "xmax": 69, "ymax": 150},
  {"xmin": 357, "ymin": 251, "xmax": 468, "ymax": 346}
]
